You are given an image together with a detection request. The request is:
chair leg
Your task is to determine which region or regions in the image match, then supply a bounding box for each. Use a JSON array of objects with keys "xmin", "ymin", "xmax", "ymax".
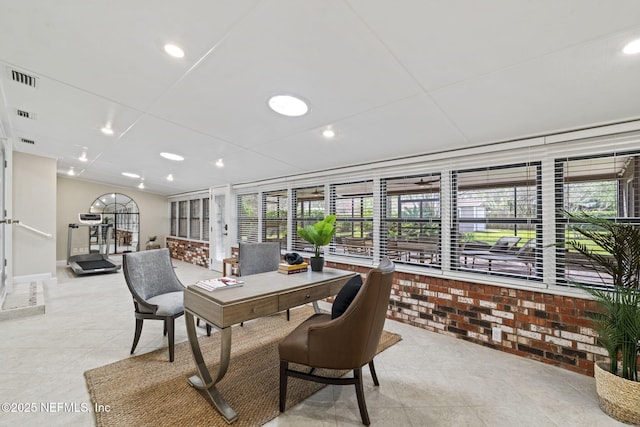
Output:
[
  {"xmin": 279, "ymin": 361, "xmax": 288, "ymax": 412},
  {"xmin": 368, "ymin": 360, "xmax": 379, "ymax": 386},
  {"xmin": 163, "ymin": 319, "xmax": 168, "ymax": 336},
  {"xmin": 354, "ymin": 368, "xmax": 370, "ymax": 426},
  {"xmin": 167, "ymin": 317, "xmax": 175, "ymax": 362},
  {"xmin": 131, "ymin": 318, "xmax": 143, "ymax": 354},
  {"xmin": 206, "ymin": 323, "xmax": 211, "ymax": 336},
  {"xmin": 286, "ymin": 309, "xmax": 290, "ymax": 321}
]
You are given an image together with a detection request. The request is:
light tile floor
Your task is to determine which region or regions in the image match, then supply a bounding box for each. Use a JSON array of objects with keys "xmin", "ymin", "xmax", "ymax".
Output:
[{"xmin": 0, "ymin": 258, "xmax": 624, "ymax": 427}]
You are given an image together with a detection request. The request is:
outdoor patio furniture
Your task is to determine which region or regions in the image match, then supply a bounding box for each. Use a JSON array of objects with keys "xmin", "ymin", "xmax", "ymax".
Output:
[
  {"xmin": 461, "ymin": 236, "xmax": 522, "ymax": 265},
  {"xmin": 473, "ymin": 238, "xmax": 536, "ymax": 272}
]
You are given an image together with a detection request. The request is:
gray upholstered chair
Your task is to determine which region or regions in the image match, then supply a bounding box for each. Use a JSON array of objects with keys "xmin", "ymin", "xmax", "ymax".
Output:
[
  {"xmin": 122, "ymin": 248, "xmax": 187, "ymax": 362},
  {"xmin": 278, "ymin": 258, "xmax": 395, "ymax": 426},
  {"xmin": 237, "ymin": 242, "xmax": 285, "ymax": 323},
  {"xmin": 237, "ymin": 242, "xmax": 281, "ymax": 276}
]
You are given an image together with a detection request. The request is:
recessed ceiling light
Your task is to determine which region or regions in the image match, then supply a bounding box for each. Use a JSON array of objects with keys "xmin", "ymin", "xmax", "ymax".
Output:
[
  {"xmin": 322, "ymin": 129, "xmax": 335, "ymax": 138},
  {"xmin": 67, "ymin": 167, "xmax": 75, "ymax": 176},
  {"xmin": 215, "ymin": 158, "xmax": 224, "ymax": 168},
  {"xmin": 166, "ymin": 174, "xmax": 174, "ymax": 181},
  {"xmin": 122, "ymin": 172, "xmax": 140, "ymax": 178},
  {"xmin": 101, "ymin": 126, "xmax": 114, "ymax": 135},
  {"xmin": 164, "ymin": 43, "xmax": 184, "ymax": 58},
  {"xmin": 160, "ymin": 152, "xmax": 184, "ymax": 161},
  {"xmin": 268, "ymin": 94, "xmax": 309, "ymax": 117},
  {"xmin": 138, "ymin": 182, "xmax": 145, "ymax": 189},
  {"xmin": 623, "ymin": 39, "xmax": 640, "ymax": 55},
  {"xmin": 79, "ymin": 153, "xmax": 88, "ymax": 162}
]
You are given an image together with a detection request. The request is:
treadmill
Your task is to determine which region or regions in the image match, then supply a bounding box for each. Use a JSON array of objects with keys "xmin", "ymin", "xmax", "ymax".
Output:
[{"xmin": 67, "ymin": 213, "xmax": 121, "ymax": 275}]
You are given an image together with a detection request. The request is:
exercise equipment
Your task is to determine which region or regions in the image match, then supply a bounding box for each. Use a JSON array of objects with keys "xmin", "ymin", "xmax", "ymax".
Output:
[{"xmin": 67, "ymin": 213, "xmax": 121, "ymax": 275}]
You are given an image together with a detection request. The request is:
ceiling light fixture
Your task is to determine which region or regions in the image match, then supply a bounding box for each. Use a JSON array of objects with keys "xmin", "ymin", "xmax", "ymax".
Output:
[
  {"xmin": 268, "ymin": 94, "xmax": 309, "ymax": 117},
  {"xmin": 160, "ymin": 152, "xmax": 184, "ymax": 161},
  {"xmin": 322, "ymin": 129, "xmax": 335, "ymax": 138},
  {"xmin": 101, "ymin": 126, "xmax": 114, "ymax": 135},
  {"xmin": 215, "ymin": 158, "xmax": 224, "ymax": 168},
  {"xmin": 122, "ymin": 172, "xmax": 140, "ymax": 178},
  {"xmin": 138, "ymin": 181, "xmax": 145, "ymax": 189},
  {"xmin": 623, "ymin": 38, "xmax": 640, "ymax": 55},
  {"xmin": 164, "ymin": 43, "xmax": 184, "ymax": 58},
  {"xmin": 166, "ymin": 174, "xmax": 174, "ymax": 181},
  {"xmin": 79, "ymin": 153, "xmax": 88, "ymax": 162},
  {"xmin": 67, "ymin": 167, "xmax": 75, "ymax": 176}
]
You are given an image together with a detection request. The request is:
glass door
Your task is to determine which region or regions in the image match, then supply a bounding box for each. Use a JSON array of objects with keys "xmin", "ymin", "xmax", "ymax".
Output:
[{"xmin": 210, "ymin": 186, "xmax": 229, "ymax": 272}]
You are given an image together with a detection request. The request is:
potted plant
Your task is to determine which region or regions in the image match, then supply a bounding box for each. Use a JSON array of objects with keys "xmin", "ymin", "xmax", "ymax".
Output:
[
  {"xmin": 563, "ymin": 211, "xmax": 640, "ymax": 424},
  {"xmin": 297, "ymin": 214, "xmax": 336, "ymax": 271}
]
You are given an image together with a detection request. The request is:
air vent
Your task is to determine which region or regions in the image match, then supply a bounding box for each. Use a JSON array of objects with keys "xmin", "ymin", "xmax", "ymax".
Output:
[
  {"xmin": 11, "ymin": 69, "xmax": 37, "ymax": 88},
  {"xmin": 17, "ymin": 109, "xmax": 34, "ymax": 119},
  {"xmin": 20, "ymin": 138, "xmax": 35, "ymax": 145}
]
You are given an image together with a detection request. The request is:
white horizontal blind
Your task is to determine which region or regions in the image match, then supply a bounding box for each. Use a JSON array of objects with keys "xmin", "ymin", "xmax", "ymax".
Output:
[
  {"xmin": 178, "ymin": 200, "xmax": 188, "ymax": 238},
  {"xmin": 262, "ymin": 190, "xmax": 287, "ymax": 248},
  {"xmin": 170, "ymin": 202, "xmax": 177, "ymax": 236},
  {"xmin": 236, "ymin": 193, "xmax": 258, "ymax": 244},
  {"xmin": 202, "ymin": 198, "xmax": 210, "ymax": 241},
  {"xmin": 331, "ymin": 181, "xmax": 374, "ymax": 260},
  {"xmin": 291, "ymin": 186, "xmax": 325, "ymax": 253},
  {"xmin": 380, "ymin": 174, "xmax": 441, "ymax": 267},
  {"xmin": 452, "ymin": 162, "xmax": 542, "ymax": 280},
  {"xmin": 189, "ymin": 199, "xmax": 201, "ymax": 240},
  {"xmin": 555, "ymin": 152, "xmax": 640, "ymax": 288}
]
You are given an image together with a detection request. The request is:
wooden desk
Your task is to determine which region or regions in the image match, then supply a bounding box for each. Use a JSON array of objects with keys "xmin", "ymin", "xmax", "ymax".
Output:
[{"xmin": 183, "ymin": 268, "xmax": 356, "ymax": 423}]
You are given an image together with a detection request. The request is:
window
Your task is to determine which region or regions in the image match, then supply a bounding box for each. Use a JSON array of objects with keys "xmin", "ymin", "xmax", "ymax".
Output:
[
  {"xmin": 237, "ymin": 193, "xmax": 258, "ymax": 243},
  {"xmin": 189, "ymin": 199, "xmax": 201, "ymax": 240},
  {"xmin": 332, "ymin": 181, "xmax": 374, "ymax": 258},
  {"xmin": 292, "ymin": 187, "xmax": 325, "ymax": 252},
  {"xmin": 452, "ymin": 163, "xmax": 541, "ymax": 279},
  {"xmin": 203, "ymin": 198, "xmax": 210, "ymax": 241},
  {"xmin": 170, "ymin": 202, "xmax": 177, "ymax": 236},
  {"xmin": 178, "ymin": 201, "xmax": 188, "ymax": 238},
  {"xmin": 263, "ymin": 191, "xmax": 287, "ymax": 245},
  {"xmin": 381, "ymin": 174, "xmax": 441, "ymax": 266},
  {"xmin": 555, "ymin": 153, "xmax": 640, "ymax": 287},
  {"xmin": 168, "ymin": 193, "xmax": 209, "ymax": 241}
]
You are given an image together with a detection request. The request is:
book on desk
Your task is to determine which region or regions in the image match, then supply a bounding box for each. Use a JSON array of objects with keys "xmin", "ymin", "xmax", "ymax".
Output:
[
  {"xmin": 278, "ymin": 262, "xmax": 308, "ymax": 275},
  {"xmin": 194, "ymin": 277, "xmax": 244, "ymax": 291}
]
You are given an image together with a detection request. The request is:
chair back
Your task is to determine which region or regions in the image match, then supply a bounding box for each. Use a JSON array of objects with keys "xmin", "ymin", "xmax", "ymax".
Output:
[
  {"xmin": 490, "ymin": 236, "xmax": 521, "ymax": 253},
  {"xmin": 123, "ymin": 248, "xmax": 184, "ymax": 302},
  {"xmin": 308, "ymin": 258, "xmax": 395, "ymax": 369},
  {"xmin": 237, "ymin": 242, "xmax": 281, "ymax": 276}
]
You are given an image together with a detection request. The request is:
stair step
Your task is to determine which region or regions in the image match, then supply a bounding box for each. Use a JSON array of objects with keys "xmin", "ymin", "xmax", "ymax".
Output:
[{"xmin": 0, "ymin": 281, "xmax": 45, "ymax": 320}]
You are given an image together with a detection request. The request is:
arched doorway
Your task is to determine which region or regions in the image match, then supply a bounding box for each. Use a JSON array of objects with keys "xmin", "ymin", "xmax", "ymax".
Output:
[{"xmin": 89, "ymin": 193, "xmax": 140, "ymax": 254}]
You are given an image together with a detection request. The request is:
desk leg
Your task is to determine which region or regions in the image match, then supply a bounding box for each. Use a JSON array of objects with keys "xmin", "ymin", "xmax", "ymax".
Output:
[{"xmin": 185, "ymin": 311, "xmax": 238, "ymax": 423}]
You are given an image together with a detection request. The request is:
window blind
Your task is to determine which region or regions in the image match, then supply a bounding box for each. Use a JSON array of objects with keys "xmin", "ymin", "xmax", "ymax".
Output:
[
  {"xmin": 452, "ymin": 162, "xmax": 541, "ymax": 280},
  {"xmin": 236, "ymin": 193, "xmax": 258, "ymax": 243},
  {"xmin": 555, "ymin": 152, "xmax": 640, "ymax": 288},
  {"xmin": 262, "ymin": 190, "xmax": 287, "ymax": 247},
  {"xmin": 380, "ymin": 174, "xmax": 441, "ymax": 267},
  {"xmin": 291, "ymin": 186, "xmax": 325, "ymax": 253},
  {"xmin": 331, "ymin": 181, "xmax": 374, "ymax": 259}
]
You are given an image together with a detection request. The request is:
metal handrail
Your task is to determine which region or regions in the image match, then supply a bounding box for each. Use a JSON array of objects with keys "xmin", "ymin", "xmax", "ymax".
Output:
[{"xmin": 13, "ymin": 220, "xmax": 53, "ymax": 239}]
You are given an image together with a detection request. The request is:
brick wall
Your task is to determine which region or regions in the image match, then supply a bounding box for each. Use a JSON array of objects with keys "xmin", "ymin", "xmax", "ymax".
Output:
[
  {"xmin": 325, "ymin": 260, "xmax": 605, "ymax": 377},
  {"xmin": 166, "ymin": 237, "xmax": 210, "ymax": 268}
]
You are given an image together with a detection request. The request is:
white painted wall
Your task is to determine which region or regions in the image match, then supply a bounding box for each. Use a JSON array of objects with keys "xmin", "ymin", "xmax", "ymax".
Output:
[{"xmin": 12, "ymin": 152, "xmax": 57, "ymax": 277}]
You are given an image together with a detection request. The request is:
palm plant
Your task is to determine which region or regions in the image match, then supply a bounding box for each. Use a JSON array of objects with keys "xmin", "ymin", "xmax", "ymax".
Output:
[
  {"xmin": 563, "ymin": 211, "xmax": 640, "ymax": 381},
  {"xmin": 298, "ymin": 214, "xmax": 336, "ymax": 258}
]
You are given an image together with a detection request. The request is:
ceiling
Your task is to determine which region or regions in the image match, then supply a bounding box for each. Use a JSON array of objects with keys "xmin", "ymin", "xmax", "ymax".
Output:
[{"xmin": 1, "ymin": 1, "xmax": 639, "ymax": 196}]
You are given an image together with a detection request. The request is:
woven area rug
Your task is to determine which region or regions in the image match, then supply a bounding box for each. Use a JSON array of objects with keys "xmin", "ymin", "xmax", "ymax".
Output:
[{"xmin": 85, "ymin": 306, "xmax": 401, "ymax": 426}]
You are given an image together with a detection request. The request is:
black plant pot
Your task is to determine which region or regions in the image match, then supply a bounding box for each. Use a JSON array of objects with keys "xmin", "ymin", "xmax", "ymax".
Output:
[{"xmin": 310, "ymin": 256, "xmax": 324, "ymax": 272}]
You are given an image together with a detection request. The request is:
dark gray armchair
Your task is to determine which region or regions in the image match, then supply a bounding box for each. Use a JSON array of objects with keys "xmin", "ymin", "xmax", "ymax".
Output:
[{"xmin": 122, "ymin": 248, "xmax": 188, "ymax": 362}]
